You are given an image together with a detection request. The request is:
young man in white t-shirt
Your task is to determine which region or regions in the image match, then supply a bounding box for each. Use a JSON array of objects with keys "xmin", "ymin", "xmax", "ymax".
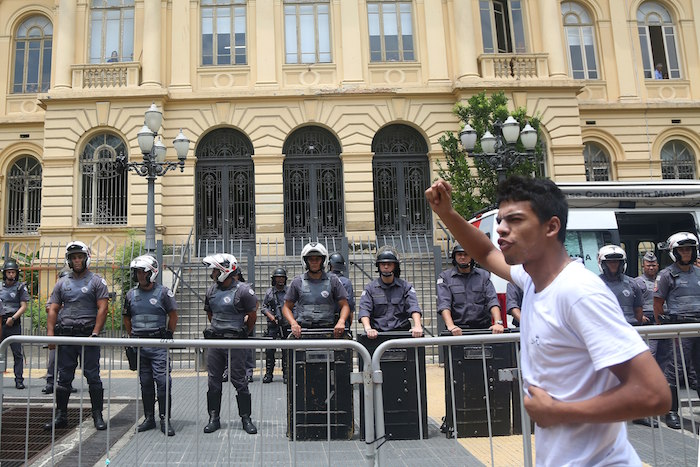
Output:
[{"xmin": 425, "ymin": 175, "xmax": 670, "ymax": 466}]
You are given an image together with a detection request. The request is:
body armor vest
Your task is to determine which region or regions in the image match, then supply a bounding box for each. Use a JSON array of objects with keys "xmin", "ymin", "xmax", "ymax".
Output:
[
  {"xmin": 59, "ymin": 271, "xmax": 99, "ymax": 326},
  {"xmin": 602, "ymin": 275, "xmax": 638, "ymax": 324},
  {"xmin": 130, "ymin": 285, "xmax": 168, "ymax": 335},
  {"xmin": 297, "ymin": 276, "xmax": 335, "ymax": 327},
  {"xmin": 0, "ymin": 282, "xmax": 23, "ymax": 317},
  {"xmin": 209, "ymin": 282, "xmax": 246, "ymax": 332},
  {"xmin": 666, "ymin": 266, "xmax": 700, "ymax": 315}
]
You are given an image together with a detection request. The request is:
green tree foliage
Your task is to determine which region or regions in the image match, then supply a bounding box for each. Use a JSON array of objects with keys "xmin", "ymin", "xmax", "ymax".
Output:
[{"xmin": 437, "ymin": 91, "xmax": 544, "ymax": 219}]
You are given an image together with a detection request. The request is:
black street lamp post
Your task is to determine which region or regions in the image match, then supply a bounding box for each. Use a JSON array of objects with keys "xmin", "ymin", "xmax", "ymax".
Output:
[
  {"xmin": 117, "ymin": 103, "xmax": 190, "ymax": 253},
  {"xmin": 459, "ymin": 116, "xmax": 538, "ymax": 183}
]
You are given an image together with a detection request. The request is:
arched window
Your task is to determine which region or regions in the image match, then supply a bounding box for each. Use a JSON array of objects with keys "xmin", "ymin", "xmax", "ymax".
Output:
[
  {"xmin": 561, "ymin": 2, "xmax": 598, "ymax": 80},
  {"xmin": 583, "ymin": 142, "xmax": 611, "ymax": 181},
  {"xmin": 637, "ymin": 2, "xmax": 680, "ymax": 79},
  {"xmin": 80, "ymin": 133, "xmax": 128, "ymax": 225},
  {"xmin": 201, "ymin": 0, "xmax": 247, "ymax": 66},
  {"xmin": 195, "ymin": 128, "xmax": 255, "ymax": 252},
  {"xmin": 372, "ymin": 124, "xmax": 431, "ymax": 241},
  {"xmin": 660, "ymin": 140, "xmax": 696, "ymax": 179},
  {"xmin": 12, "ymin": 16, "xmax": 52, "ymax": 94},
  {"xmin": 6, "ymin": 156, "xmax": 42, "ymax": 234},
  {"xmin": 89, "ymin": 0, "xmax": 134, "ymax": 63}
]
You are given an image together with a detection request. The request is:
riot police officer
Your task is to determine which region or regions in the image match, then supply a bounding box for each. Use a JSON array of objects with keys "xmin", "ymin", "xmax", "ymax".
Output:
[
  {"xmin": 597, "ymin": 245, "xmax": 645, "ymax": 325},
  {"xmin": 437, "ymin": 244, "xmax": 502, "ymax": 335},
  {"xmin": 202, "ymin": 253, "xmax": 258, "ymax": 435},
  {"xmin": 282, "ymin": 242, "xmax": 350, "ymax": 338},
  {"xmin": 329, "ymin": 253, "xmax": 355, "ymax": 331},
  {"xmin": 44, "ymin": 241, "xmax": 110, "ymax": 431},
  {"xmin": 0, "ymin": 259, "xmax": 30, "ymax": 389},
  {"xmin": 358, "ymin": 246, "xmax": 423, "ymax": 338},
  {"xmin": 123, "ymin": 255, "xmax": 178, "ymax": 436},
  {"xmin": 505, "ymin": 282, "xmax": 522, "ymax": 327},
  {"xmin": 635, "ymin": 251, "xmax": 661, "ymax": 353},
  {"xmin": 654, "ymin": 232, "xmax": 700, "ymax": 429},
  {"xmin": 261, "ymin": 268, "xmax": 289, "ymax": 384}
]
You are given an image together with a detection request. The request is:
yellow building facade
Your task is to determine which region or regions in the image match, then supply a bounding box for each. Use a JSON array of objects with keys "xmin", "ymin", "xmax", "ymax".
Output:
[{"xmin": 0, "ymin": 0, "xmax": 698, "ymax": 253}]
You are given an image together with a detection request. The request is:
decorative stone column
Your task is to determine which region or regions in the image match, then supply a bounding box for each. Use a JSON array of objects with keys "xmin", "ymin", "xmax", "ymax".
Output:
[
  {"xmin": 54, "ymin": 0, "xmax": 77, "ymax": 89},
  {"xmin": 142, "ymin": 0, "xmax": 162, "ymax": 87},
  {"xmin": 452, "ymin": 0, "xmax": 479, "ymax": 81},
  {"xmin": 538, "ymin": 0, "xmax": 567, "ymax": 77}
]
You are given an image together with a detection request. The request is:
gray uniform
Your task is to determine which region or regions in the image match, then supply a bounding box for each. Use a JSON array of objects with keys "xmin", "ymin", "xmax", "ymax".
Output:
[
  {"xmin": 0, "ymin": 281, "xmax": 29, "ymax": 384},
  {"xmin": 436, "ymin": 267, "xmax": 499, "ymax": 329},
  {"xmin": 331, "ymin": 271, "xmax": 354, "ymax": 331},
  {"xmin": 505, "ymin": 283, "xmax": 523, "ymax": 327},
  {"xmin": 49, "ymin": 271, "xmax": 110, "ymax": 391},
  {"xmin": 634, "ymin": 273, "xmax": 660, "ymax": 356},
  {"xmin": 205, "ymin": 280, "xmax": 258, "ymax": 394},
  {"xmin": 123, "ymin": 284, "xmax": 177, "ymax": 397},
  {"xmin": 654, "ymin": 264, "xmax": 700, "ymax": 385},
  {"xmin": 358, "ymin": 278, "xmax": 421, "ymax": 332},
  {"xmin": 285, "ymin": 272, "xmax": 348, "ymax": 328},
  {"xmin": 599, "ymin": 274, "xmax": 644, "ymax": 325},
  {"xmin": 262, "ymin": 286, "xmax": 289, "ymax": 376}
]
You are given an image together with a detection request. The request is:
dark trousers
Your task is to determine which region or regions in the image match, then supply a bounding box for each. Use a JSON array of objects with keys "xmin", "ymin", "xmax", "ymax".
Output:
[
  {"xmin": 56, "ymin": 343, "xmax": 102, "ymax": 391},
  {"xmin": 656, "ymin": 336, "xmax": 700, "ymax": 388},
  {"xmin": 138, "ymin": 346, "xmax": 172, "ymax": 396},
  {"xmin": 207, "ymin": 347, "xmax": 249, "ymax": 394},
  {"xmin": 265, "ymin": 325, "xmax": 288, "ymax": 376},
  {"xmin": 1, "ymin": 322, "xmax": 23, "ymax": 383}
]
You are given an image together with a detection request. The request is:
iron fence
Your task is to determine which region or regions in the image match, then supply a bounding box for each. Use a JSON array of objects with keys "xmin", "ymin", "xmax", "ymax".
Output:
[{"xmin": 0, "ymin": 326, "xmax": 698, "ymax": 466}]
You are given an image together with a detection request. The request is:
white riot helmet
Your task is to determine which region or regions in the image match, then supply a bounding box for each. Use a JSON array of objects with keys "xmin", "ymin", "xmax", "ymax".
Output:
[
  {"xmin": 130, "ymin": 255, "xmax": 159, "ymax": 283},
  {"xmin": 300, "ymin": 242, "xmax": 328, "ymax": 271},
  {"xmin": 202, "ymin": 253, "xmax": 238, "ymax": 283},
  {"xmin": 667, "ymin": 232, "xmax": 699, "ymax": 264},
  {"xmin": 65, "ymin": 241, "xmax": 91, "ymax": 270},
  {"xmin": 597, "ymin": 244, "xmax": 627, "ymax": 276}
]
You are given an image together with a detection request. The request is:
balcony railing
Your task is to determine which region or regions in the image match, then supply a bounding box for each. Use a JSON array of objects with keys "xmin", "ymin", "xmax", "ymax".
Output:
[
  {"xmin": 71, "ymin": 62, "xmax": 141, "ymax": 89},
  {"xmin": 478, "ymin": 53, "xmax": 549, "ymax": 80}
]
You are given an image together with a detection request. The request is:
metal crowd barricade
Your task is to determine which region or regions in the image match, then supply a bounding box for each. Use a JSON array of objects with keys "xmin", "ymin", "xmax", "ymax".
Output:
[{"xmin": 0, "ymin": 335, "xmax": 375, "ymax": 467}]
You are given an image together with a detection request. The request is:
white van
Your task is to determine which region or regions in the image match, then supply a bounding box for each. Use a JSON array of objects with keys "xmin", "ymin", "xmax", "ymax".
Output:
[{"xmin": 468, "ymin": 181, "xmax": 700, "ymax": 322}]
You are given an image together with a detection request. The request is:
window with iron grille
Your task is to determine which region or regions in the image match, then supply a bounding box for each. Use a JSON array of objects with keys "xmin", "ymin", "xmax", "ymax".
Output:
[
  {"xmin": 368, "ymin": 1, "xmax": 414, "ymax": 62},
  {"xmin": 561, "ymin": 2, "xmax": 598, "ymax": 80},
  {"xmin": 80, "ymin": 133, "xmax": 128, "ymax": 225},
  {"xmin": 6, "ymin": 156, "xmax": 42, "ymax": 234},
  {"xmin": 284, "ymin": 0, "xmax": 331, "ymax": 64},
  {"xmin": 583, "ymin": 142, "xmax": 611, "ymax": 181},
  {"xmin": 12, "ymin": 16, "xmax": 52, "ymax": 94},
  {"xmin": 661, "ymin": 140, "xmax": 696, "ymax": 180},
  {"xmin": 89, "ymin": 0, "xmax": 134, "ymax": 63},
  {"xmin": 637, "ymin": 2, "xmax": 680, "ymax": 79},
  {"xmin": 201, "ymin": 0, "xmax": 247, "ymax": 66},
  {"xmin": 479, "ymin": 0, "xmax": 527, "ymax": 53}
]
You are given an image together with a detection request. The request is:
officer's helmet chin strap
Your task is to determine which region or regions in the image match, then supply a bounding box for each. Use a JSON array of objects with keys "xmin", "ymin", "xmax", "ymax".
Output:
[
  {"xmin": 380, "ymin": 271, "xmax": 394, "ymax": 278},
  {"xmin": 457, "ymin": 263, "xmax": 471, "ymax": 270}
]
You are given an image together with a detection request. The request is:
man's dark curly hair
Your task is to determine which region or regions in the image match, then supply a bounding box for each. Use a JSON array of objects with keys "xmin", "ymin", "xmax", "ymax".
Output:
[{"xmin": 496, "ymin": 176, "xmax": 568, "ymax": 244}]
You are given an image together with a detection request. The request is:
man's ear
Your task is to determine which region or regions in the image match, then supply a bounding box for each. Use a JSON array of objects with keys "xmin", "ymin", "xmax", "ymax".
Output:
[{"xmin": 545, "ymin": 216, "xmax": 562, "ymax": 239}]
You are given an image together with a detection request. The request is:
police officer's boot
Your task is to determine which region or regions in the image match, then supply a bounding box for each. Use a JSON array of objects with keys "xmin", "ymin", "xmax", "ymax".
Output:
[
  {"xmin": 665, "ymin": 385, "xmax": 681, "ymax": 429},
  {"xmin": 263, "ymin": 349, "xmax": 275, "ymax": 383},
  {"xmin": 137, "ymin": 391, "xmax": 156, "ymax": 432},
  {"xmin": 203, "ymin": 390, "xmax": 222, "ymax": 433},
  {"xmin": 237, "ymin": 393, "xmax": 258, "ymax": 434},
  {"xmin": 158, "ymin": 394, "xmax": 175, "ymax": 436},
  {"xmin": 43, "ymin": 386, "xmax": 70, "ymax": 430},
  {"xmin": 89, "ymin": 387, "xmax": 107, "ymax": 430}
]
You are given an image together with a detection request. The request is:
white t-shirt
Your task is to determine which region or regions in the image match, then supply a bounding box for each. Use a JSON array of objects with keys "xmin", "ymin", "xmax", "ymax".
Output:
[{"xmin": 511, "ymin": 261, "xmax": 648, "ymax": 467}]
